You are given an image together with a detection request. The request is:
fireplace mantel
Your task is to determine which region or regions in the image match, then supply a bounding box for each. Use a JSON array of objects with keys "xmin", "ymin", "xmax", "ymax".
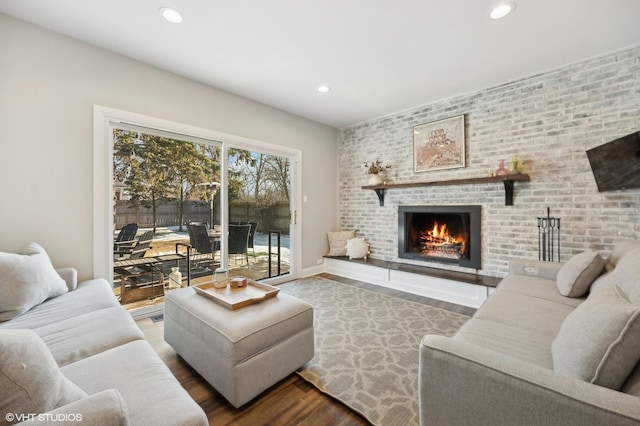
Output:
[{"xmin": 362, "ymin": 173, "xmax": 530, "ymax": 206}]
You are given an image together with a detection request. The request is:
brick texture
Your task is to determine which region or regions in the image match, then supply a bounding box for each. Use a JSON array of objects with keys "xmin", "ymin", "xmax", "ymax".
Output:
[{"xmin": 338, "ymin": 45, "xmax": 640, "ymax": 277}]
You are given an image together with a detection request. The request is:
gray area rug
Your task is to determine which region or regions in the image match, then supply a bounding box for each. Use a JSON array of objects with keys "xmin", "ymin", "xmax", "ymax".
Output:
[{"xmin": 278, "ymin": 276, "xmax": 470, "ymax": 426}]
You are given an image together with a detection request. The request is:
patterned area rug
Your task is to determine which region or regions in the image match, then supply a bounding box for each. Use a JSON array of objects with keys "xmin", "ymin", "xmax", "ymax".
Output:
[{"xmin": 278, "ymin": 276, "xmax": 470, "ymax": 426}]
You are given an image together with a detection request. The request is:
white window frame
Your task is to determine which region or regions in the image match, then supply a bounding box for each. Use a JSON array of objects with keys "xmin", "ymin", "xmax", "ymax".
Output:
[{"xmin": 93, "ymin": 105, "xmax": 302, "ymax": 284}]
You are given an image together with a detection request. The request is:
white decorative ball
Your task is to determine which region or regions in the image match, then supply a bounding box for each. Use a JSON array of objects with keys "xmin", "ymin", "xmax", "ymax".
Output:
[{"xmin": 346, "ymin": 237, "xmax": 369, "ymax": 260}]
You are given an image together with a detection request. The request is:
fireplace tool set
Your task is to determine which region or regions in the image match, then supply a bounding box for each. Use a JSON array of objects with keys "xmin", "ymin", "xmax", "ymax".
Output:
[{"xmin": 537, "ymin": 207, "xmax": 560, "ymax": 262}]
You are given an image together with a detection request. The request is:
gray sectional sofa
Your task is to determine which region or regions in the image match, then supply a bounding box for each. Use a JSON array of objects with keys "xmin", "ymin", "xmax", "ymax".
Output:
[
  {"xmin": 0, "ymin": 243, "xmax": 207, "ymax": 426},
  {"xmin": 419, "ymin": 240, "xmax": 640, "ymax": 425}
]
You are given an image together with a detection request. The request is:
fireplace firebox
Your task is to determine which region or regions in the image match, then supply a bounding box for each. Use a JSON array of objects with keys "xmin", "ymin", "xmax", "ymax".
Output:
[{"xmin": 398, "ymin": 205, "xmax": 481, "ymax": 269}]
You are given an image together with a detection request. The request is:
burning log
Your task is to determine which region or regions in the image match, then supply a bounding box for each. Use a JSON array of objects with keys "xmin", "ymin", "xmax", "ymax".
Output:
[{"xmin": 418, "ymin": 221, "xmax": 466, "ymax": 259}]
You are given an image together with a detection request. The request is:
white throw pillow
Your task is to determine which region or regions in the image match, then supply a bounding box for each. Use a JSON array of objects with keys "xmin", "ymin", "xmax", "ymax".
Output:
[
  {"xmin": 556, "ymin": 250, "xmax": 604, "ymax": 297},
  {"xmin": 327, "ymin": 231, "xmax": 356, "ymax": 256},
  {"xmin": 608, "ymin": 246, "xmax": 640, "ymax": 305},
  {"xmin": 604, "ymin": 240, "xmax": 640, "ymax": 272},
  {"xmin": 346, "ymin": 237, "xmax": 369, "ymax": 260},
  {"xmin": 551, "ymin": 284, "xmax": 640, "ymax": 390},
  {"xmin": 0, "ymin": 329, "xmax": 86, "ymax": 420},
  {"xmin": 0, "ymin": 243, "xmax": 68, "ymax": 322}
]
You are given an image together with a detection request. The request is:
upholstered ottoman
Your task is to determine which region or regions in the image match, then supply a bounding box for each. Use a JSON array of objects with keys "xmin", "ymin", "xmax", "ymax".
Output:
[{"xmin": 164, "ymin": 286, "xmax": 314, "ymax": 408}]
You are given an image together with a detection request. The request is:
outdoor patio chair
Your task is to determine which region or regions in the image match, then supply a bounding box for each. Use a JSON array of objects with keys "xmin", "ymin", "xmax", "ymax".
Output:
[
  {"xmin": 187, "ymin": 223, "xmax": 216, "ymax": 269},
  {"xmin": 232, "ymin": 221, "xmax": 258, "ymax": 261},
  {"xmin": 113, "ymin": 230, "xmax": 163, "ymax": 303},
  {"xmin": 113, "ymin": 223, "xmax": 138, "ymax": 257},
  {"xmin": 228, "ymin": 223, "xmax": 251, "ymax": 266},
  {"xmin": 114, "ymin": 228, "xmax": 154, "ymax": 259}
]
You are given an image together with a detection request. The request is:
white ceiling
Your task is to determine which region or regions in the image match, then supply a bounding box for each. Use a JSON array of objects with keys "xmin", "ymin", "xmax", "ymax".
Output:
[{"xmin": 1, "ymin": 0, "xmax": 639, "ymax": 129}]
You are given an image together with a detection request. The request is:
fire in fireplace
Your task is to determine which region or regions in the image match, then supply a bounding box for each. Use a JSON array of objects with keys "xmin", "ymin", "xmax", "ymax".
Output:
[{"xmin": 398, "ymin": 205, "xmax": 481, "ymax": 269}]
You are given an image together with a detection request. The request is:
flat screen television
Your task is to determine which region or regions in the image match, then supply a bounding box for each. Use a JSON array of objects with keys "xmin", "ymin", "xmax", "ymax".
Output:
[{"xmin": 586, "ymin": 130, "xmax": 640, "ymax": 192}]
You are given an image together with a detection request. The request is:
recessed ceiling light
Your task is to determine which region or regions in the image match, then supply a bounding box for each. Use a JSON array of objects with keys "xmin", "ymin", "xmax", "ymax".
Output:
[
  {"xmin": 159, "ymin": 7, "xmax": 183, "ymax": 23},
  {"xmin": 317, "ymin": 85, "xmax": 331, "ymax": 93},
  {"xmin": 489, "ymin": 2, "xmax": 515, "ymax": 19}
]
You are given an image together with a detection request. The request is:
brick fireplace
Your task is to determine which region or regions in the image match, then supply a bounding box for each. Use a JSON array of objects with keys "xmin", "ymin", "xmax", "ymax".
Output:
[
  {"xmin": 337, "ymin": 46, "xmax": 639, "ymax": 277},
  {"xmin": 398, "ymin": 205, "xmax": 481, "ymax": 269}
]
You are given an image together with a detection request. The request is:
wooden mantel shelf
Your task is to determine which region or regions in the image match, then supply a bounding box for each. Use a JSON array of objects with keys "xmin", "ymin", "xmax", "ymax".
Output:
[{"xmin": 362, "ymin": 173, "xmax": 530, "ymax": 206}]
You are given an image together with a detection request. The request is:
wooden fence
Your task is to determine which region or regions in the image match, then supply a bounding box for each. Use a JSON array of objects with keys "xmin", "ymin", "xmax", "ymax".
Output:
[{"xmin": 114, "ymin": 200, "xmax": 291, "ymax": 233}]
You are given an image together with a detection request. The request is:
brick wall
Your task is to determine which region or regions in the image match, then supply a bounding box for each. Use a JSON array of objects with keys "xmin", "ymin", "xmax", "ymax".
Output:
[{"xmin": 338, "ymin": 45, "xmax": 640, "ymax": 277}]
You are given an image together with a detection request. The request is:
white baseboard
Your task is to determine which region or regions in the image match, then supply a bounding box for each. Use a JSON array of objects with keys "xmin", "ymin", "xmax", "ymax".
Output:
[
  {"xmin": 300, "ymin": 264, "xmax": 325, "ymax": 277},
  {"xmin": 324, "ymin": 258, "xmax": 489, "ymax": 308}
]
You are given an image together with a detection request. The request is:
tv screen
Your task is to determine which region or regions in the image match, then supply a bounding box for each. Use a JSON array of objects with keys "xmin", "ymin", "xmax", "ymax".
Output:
[{"xmin": 586, "ymin": 131, "xmax": 640, "ymax": 192}]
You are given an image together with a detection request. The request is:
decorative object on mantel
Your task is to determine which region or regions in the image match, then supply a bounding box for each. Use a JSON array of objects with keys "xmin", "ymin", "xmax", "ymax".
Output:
[
  {"xmin": 346, "ymin": 237, "xmax": 370, "ymax": 260},
  {"xmin": 362, "ymin": 173, "xmax": 530, "ymax": 206},
  {"xmin": 413, "ymin": 115, "xmax": 465, "ymax": 173},
  {"xmin": 537, "ymin": 207, "xmax": 561, "ymax": 262},
  {"xmin": 364, "ymin": 158, "xmax": 391, "ymax": 185},
  {"xmin": 495, "ymin": 159, "xmax": 509, "ymax": 176},
  {"xmin": 508, "ymin": 154, "xmax": 521, "ymax": 174}
]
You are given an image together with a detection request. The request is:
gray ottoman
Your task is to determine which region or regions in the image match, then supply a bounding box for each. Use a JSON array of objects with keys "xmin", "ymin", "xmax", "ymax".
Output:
[{"xmin": 164, "ymin": 286, "xmax": 314, "ymax": 408}]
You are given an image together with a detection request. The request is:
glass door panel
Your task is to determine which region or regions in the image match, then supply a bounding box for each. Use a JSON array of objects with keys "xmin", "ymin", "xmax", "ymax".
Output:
[
  {"xmin": 226, "ymin": 149, "xmax": 292, "ymax": 281},
  {"xmin": 112, "ymin": 127, "xmax": 222, "ymax": 307}
]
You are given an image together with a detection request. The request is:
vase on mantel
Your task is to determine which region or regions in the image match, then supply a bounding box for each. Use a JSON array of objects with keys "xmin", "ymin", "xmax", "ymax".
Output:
[
  {"xmin": 495, "ymin": 160, "xmax": 509, "ymax": 177},
  {"xmin": 368, "ymin": 173, "xmax": 384, "ymax": 185}
]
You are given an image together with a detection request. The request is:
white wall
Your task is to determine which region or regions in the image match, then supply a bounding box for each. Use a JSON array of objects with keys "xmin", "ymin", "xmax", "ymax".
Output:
[
  {"xmin": 338, "ymin": 45, "xmax": 640, "ymax": 277},
  {"xmin": 0, "ymin": 14, "xmax": 338, "ymax": 281}
]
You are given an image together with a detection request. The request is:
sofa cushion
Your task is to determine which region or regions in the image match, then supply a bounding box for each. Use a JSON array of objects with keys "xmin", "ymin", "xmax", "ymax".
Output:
[
  {"xmin": 61, "ymin": 340, "xmax": 207, "ymax": 426},
  {"xmin": 605, "ymin": 239, "xmax": 640, "ymax": 272},
  {"xmin": 34, "ymin": 306, "xmax": 145, "ymax": 366},
  {"xmin": 497, "ymin": 274, "xmax": 584, "ymax": 308},
  {"xmin": 0, "ymin": 243, "xmax": 68, "ymax": 322},
  {"xmin": 473, "ymin": 285, "xmax": 576, "ymax": 338},
  {"xmin": 454, "ymin": 318, "xmax": 554, "ymax": 368},
  {"xmin": 609, "ymin": 246, "xmax": 640, "ymax": 305},
  {"xmin": 17, "ymin": 389, "xmax": 130, "ymax": 426},
  {"xmin": 0, "ymin": 329, "xmax": 86, "ymax": 420},
  {"xmin": 551, "ymin": 284, "xmax": 640, "ymax": 390},
  {"xmin": 589, "ymin": 271, "xmax": 615, "ymax": 295},
  {"xmin": 556, "ymin": 250, "xmax": 604, "ymax": 297},
  {"xmin": 0, "ymin": 279, "xmax": 118, "ymax": 330},
  {"xmin": 327, "ymin": 231, "xmax": 355, "ymax": 256}
]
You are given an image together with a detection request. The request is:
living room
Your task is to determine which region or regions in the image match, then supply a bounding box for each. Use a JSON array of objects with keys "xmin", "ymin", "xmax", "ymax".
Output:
[{"xmin": 1, "ymin": 1, "xmax": 640, "ymax": 425}]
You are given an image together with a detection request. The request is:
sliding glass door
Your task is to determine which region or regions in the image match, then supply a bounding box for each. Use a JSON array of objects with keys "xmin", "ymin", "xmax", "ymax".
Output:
[
  {"xmin": 104, "ymin": 113, "xmax": 298, "ymax": 313},
  {"xmin": 226, "ymin": 149, "xmax": 293, "ymax": 281},
  {"xmin": 111, "ymin": 126, "xmax": 223, "ymax": 306}
]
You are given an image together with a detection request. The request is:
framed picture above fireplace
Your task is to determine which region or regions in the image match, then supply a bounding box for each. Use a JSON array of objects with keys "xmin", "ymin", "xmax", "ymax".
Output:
[{"xmin": 413, "ymin": 115, "xmax": 465, "ymax": 173}]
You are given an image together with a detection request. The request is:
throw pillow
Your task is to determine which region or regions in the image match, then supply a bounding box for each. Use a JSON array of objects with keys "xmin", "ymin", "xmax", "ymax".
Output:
[
  {"xmin": 551, "ymin": 284, "xmax": 640, "ymax": 390},
  {"xmin": 0, "ymin": 243, "xmax": 68, "ymax": 322},
  {"xmin": 346, "ymin": 237, "xmax": 369, "ymax": 260},
  {"xmin": 327, "ymin": 231, "xmax": 356, "ymax": 256},
  {"xmin": 608, "ymin": 246, "xmax": 640, "ymax": 305},
  {"xmin": 0, "ymin": 329, "xmax": 87, "ymax": 421},
  {"xmin": 556, "ymin": 250, "xmax": 604, "ymax": 297},
  {"xmin": 604, "ymin": 239, "xmax": 640, "ymax": 272}
]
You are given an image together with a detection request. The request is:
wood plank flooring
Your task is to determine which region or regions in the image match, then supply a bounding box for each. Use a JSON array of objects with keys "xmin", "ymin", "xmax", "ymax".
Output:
[{"xmin": 136, "ymin": 273, "xmax": 476, "ymax": 425}]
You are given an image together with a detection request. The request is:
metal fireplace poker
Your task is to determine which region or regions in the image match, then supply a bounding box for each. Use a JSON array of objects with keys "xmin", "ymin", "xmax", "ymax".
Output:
[{"xmin": 537, "ymin": 207, "xmax": 560, "ymax": 262}]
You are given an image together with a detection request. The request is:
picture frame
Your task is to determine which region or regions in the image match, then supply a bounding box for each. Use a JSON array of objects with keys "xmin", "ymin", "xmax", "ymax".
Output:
[{"xmin": 413, "ymin": 115, "xmax": 465, "ymax": 173}]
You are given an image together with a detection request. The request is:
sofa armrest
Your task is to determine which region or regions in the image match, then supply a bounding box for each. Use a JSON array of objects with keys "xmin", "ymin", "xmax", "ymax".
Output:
[
  {"xmin": 55, "ymin": 268, "xmax": 78, "ymax": 291},
  {"xmin": 508, "ymin": 258, "xmax": 563, "ymax": 281},
  {"xmin": 16, "ymin": 389, "xmax": 129, "ymax": 426},
  {"xmin": 419, "ymin": 335, "xmax": 640, "ymax": 426}
]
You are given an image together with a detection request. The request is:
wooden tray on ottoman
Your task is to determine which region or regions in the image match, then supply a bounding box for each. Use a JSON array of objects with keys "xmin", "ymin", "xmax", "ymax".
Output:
[{"xmin": 194, "ymin": 280, "xmax": 280, "ymax": 310}]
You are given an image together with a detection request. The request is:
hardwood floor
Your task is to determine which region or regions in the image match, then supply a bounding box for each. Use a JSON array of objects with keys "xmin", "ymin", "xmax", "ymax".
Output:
[{"xmin": 136, "ymin": 273, "xmax": 476, "ymax": 425}]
